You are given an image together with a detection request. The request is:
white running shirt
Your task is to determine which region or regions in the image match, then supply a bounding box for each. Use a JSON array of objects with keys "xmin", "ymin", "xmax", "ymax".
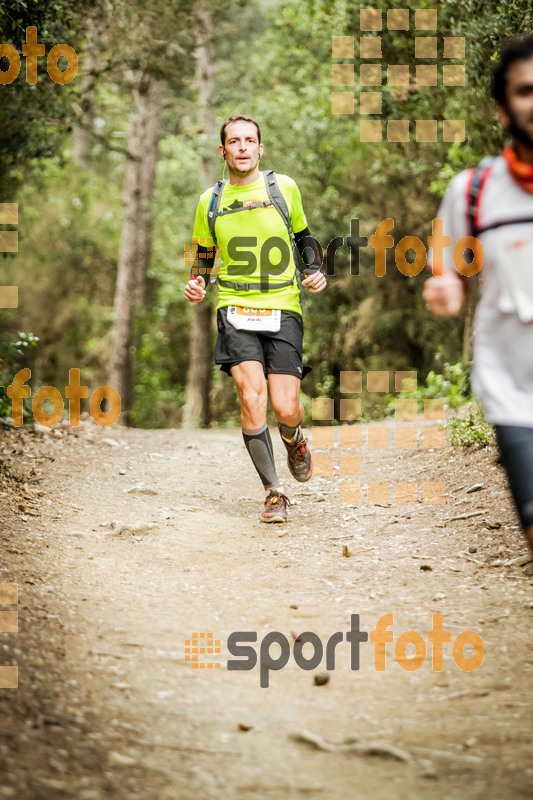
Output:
[{"xmin": 430, "ymin": 155, "xmax": 533, "ymax": 427}]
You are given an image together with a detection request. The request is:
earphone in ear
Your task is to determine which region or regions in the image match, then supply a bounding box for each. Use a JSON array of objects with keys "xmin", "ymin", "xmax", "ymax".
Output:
[{"xmin": 223, "ymin": 151, "xmax": 226, "ymax": 160}]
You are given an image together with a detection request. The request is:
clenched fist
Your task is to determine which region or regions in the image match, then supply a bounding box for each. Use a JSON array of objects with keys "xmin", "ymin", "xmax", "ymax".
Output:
[
  {"xmin": 184, "ymin": 275, "xmax": 206, "ymax": 304},
  {"xmin": 423, "ymin": 272, "xmax": 465, "ymax": 316}
]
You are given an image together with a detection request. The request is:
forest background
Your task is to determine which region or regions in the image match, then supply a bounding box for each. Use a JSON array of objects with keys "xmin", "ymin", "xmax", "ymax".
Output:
[{"xmin": 0, "ymin": 0, "xmax": 529, "ymax": 432}]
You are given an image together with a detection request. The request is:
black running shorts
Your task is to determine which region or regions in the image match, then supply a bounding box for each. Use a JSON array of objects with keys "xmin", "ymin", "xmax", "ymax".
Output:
[{"xmin": 215, "ymin": 306, "xmax": 311, "ymax": 378}]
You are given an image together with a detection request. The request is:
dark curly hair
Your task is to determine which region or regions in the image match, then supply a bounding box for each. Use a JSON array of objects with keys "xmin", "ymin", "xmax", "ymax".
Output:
[{"xmin": 492, "ymin": 33, "xmax": 533, "ymax": 106}]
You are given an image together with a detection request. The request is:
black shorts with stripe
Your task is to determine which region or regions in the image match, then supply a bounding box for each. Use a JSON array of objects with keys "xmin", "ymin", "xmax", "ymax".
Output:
[{"xmin": 215, "ymin": 306, "xmax": 311, "ymax": 378}]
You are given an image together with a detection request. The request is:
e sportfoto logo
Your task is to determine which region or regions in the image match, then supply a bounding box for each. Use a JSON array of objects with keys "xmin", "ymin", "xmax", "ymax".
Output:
[{"xmin": 185, "ymin": 613, "xmax": 484, "ymax": 688}]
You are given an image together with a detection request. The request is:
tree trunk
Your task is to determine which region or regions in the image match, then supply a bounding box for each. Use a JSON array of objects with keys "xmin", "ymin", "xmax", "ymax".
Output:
[
  {"xmin": 72, "ymin": 7, "xmax": 103, "ymax": 168},
  {"xmin": 110, "ymin": 66, "xmax": 165, "ymax": 423},
  {"xmin": 182, "ymin": 3, "xmax": 217, "ymax": 429}
]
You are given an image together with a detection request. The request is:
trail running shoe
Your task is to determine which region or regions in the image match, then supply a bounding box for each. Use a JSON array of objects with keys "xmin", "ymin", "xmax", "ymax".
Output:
[
  {"xmin": 261, "ymin": 490, "xmax": 291, "ymax": 523},
  {"xmin": 279, "ymin": 426, "xmax": 313, "ymax": 482}
]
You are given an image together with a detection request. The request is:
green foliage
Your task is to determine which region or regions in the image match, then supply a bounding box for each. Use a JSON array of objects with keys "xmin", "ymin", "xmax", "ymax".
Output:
[
  {"xmin": 129, "ymin": 307, "xmax": 189, "ymax": 429},
  {"xmin": 0, "ymin": 330, "xmax": 39, "ymax": 424},
  {"xmin": 413, "ymin": 361, "xmax": 471, "ymax": 409},
  {"xmin": 382, "ymin": 361, "xmax": 471, "ymax": 419},
  {"xmin": 1, "ymin": 0, "xmax": 528, "ymax": 429},
  {"xmin": 449, "ymin": 404, "xmax": 494, "ymax": 448},
  {"xmin": 0, "ymin": 0, "xmax": 81, "ymax": 192}
]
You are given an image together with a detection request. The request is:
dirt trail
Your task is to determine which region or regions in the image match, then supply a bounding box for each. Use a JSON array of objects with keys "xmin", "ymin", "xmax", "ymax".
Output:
[{"xmin": 0, "ymin": 418, "xmax": 532, "ymax": 799}]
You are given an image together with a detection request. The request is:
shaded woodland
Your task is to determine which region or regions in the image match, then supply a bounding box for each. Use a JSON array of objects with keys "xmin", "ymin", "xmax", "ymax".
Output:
[{"xmin": 0, "ymin": 0, "xmax": 530, "ymax": 429}]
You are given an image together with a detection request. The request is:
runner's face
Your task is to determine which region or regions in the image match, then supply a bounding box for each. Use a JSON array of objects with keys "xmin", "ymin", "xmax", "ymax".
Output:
[
  {"xmin": 499, "ymin": 57, "xmax": 533, "ymax": 149},
  {"xmin": 220, "ymin": 122, "xmax": 263, "ymax": 175}
]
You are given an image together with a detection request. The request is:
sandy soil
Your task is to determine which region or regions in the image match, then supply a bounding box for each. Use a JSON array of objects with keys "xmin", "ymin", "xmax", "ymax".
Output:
[{"xmin": 0, "ymin": 416, "xmax": 532, "ymax": 799}]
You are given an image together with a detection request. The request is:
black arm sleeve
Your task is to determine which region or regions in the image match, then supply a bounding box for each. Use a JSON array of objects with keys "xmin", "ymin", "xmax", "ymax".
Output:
[
  {"xmin": 294, "ymin": 226, "xmax": 323, "ymax": 272},
  {"xmin": 191, "ymin": 244, "xmax": 216, "ymax": 288}
]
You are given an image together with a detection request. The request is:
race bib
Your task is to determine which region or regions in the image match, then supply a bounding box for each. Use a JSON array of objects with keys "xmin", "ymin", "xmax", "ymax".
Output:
[
  {"xmin": 497, "ymin": 236, "xmax": 533, "ymax": 323},
  {"xmin": 227, "ymin": 306, "xmax": 281, "ymax": 332}
]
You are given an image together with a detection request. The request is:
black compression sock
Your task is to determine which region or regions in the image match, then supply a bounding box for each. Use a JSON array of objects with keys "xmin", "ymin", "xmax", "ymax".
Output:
[
  {"xmin": 242, "ymin": 424, "xmax": 280, "ymax": 489},
  {"xmin": 279, "ymin": 422, "xmax": 302, "ymax": 443}
]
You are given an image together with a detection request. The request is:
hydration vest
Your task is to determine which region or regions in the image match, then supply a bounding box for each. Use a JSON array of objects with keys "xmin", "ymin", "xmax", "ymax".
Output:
[
  {"xmin": 467, "ymin": 156, "xmax": 533, "ymax": 237},
  {"xmin": 206, "ymin": 170, "xmax": 306, "ymax": 305}
]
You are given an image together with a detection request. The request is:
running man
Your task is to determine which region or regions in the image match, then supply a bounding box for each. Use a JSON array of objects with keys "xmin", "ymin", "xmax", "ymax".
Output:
[
  {"xmin": 184, "ymin": 115, "xmax": 326, "ymax": 522},
  {"xmin": 424, "ymin": 34, "xmax": 533, "ymax": 554}
]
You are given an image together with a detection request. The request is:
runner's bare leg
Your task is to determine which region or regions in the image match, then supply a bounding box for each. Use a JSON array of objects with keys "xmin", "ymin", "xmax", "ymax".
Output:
[
  {"xmin": 231, "ymin": 360, "xmax": 268, "ymax": 429},
  {"xmin": 268, "ymin": 374, "xmax": 303, "ymax": 428}
]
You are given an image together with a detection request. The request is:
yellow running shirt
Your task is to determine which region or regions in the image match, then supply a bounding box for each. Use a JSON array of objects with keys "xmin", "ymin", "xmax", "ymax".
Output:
[{"xmin": 192, "ymin": 172, "xmax": 307, "ymax": 315}]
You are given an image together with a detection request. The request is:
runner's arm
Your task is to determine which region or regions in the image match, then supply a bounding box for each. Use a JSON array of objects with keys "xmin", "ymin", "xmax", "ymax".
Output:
[
  {"xmin": 294, "ymin": 226, "xmax": 323, "ymax": 272},
  {"xmin": 424, "ymin": 173, "xmax": 470, "ymax": 315},
  {"xmin": 192, "ymin": 245, "xmax": 216, "ymax": 289},
  {"xmin": 294, "ymin": 226, "xmax": 327, "ymax": 293},
  {"xmin": 184, "ymin": 243, "xmax": 216, "ymax": 303}
]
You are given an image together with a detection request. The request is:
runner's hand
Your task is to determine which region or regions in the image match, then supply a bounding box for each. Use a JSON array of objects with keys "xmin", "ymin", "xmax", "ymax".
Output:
[
  {"xmin": 423, "ymin": 272, "xmax": 465, "ymax": 316},
  {"xmin": 184, "ymin": 275, "xmax": 206, "ymax": 303},
  {"xmin": 302, "ymin": 269, "xmax": 327, "ymax": 293}
]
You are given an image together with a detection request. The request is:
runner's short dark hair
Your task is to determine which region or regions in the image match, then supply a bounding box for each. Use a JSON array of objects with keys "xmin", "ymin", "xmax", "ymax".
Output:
[
  {"xmin": 492, "ymin": 33, "xmax": 533, "ymax": 106},
  {"xmin": 220, "ymin": 115, "xmax": 261, "ymax": 145}
]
